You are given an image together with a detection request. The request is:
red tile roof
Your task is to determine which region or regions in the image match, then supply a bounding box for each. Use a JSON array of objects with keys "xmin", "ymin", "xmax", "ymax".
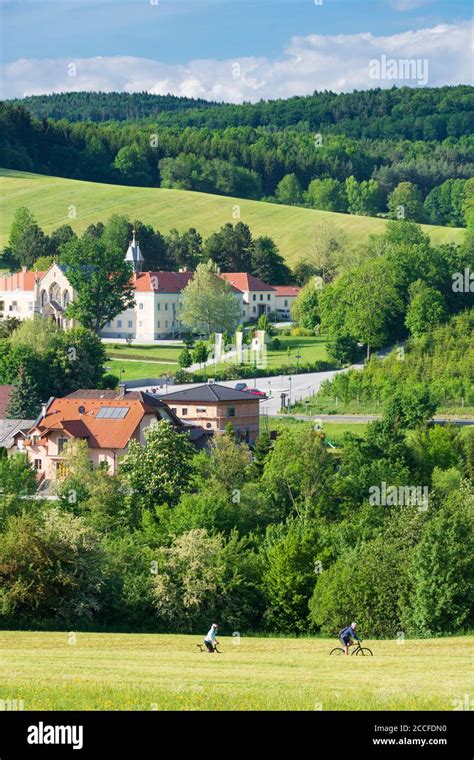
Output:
[
  {"xmin": 0, "ymin": 271, "xmax": 45, "ymax": 292},
  {"xmin": 0, "ymin": 385, "xmax": 14, "ymax": 417},
  {"xmin": 219, "ymin": 273, "xmax": 275, "ymax": 292},
  {"xmin": 273, "ymin": 286, "xmax": 302, "ymax": 297},
  {"xmin": 29, "ymin": 397, "xmax": 156, "ymax": 450},
  {"xmin": 134, "ymin": 271, "xmax": 194, "ymax": 293}
]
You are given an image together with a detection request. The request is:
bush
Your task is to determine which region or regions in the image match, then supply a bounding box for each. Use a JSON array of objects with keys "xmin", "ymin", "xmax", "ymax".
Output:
[
  {"xmin": 309, "ymin": 532, "xmax": 412, "ymax": 638},
  {"xmin": 101, "ymin": 373, "xmax": 119, "ymax": 389},
  {"xmin": 0, "ymin": 509, "xmax": 104, "ymax": 627},
  {"xmin": 291, "ymin": 326, "xmax": 314, "ymax": 337}
]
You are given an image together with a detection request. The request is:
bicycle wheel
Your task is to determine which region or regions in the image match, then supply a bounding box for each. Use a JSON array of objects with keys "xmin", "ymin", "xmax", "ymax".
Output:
[
  {"xmin": 330, "ymin": 647, "xmax": 345, "ymax": 655},
  {"xmin": 356, "ymin": 647, "xmax": 373, "ymax": 656}
]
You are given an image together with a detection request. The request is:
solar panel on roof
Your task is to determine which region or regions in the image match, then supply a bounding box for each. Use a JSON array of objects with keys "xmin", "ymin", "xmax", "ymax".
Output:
[{"xmin": 96, "ymin": 406, "xmax": 129, "ymax": 419}]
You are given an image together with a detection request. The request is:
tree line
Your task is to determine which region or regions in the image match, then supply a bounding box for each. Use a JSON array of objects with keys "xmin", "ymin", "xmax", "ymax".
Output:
[
  {"xmin": 1, "ymin": 409, "xmax": 472, "ymax": 637},
  {"xmin": 13, "ymin": 87, "xmax": 474, "ymax": 140},
  {"xmin": 2, "ymin": 207, "xmax": 292, "ymax": 285},
  {"xmin": 1, "ymin": 91, "xmax": 473, "ymax": 226}
]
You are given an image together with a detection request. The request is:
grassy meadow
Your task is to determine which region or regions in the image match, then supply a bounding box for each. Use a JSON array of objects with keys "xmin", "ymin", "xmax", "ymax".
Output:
[
  {"xmin": 0, "ymin": 169, "xmax": 464, "ymax": 265},
  {"xmin": 0, "ymin": 631, "xmax": 471, "ymax": 711}
]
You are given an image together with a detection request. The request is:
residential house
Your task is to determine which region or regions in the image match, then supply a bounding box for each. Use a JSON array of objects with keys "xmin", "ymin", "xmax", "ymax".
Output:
[
  {"xmin": 160, "ymin": 383, "xmax": 261, "ymax": 444},
  {"xmin": 219, "ymin": 273, "xmax": 276, "ymax": 322},
  {"xmin": 0, "ymin": 418, "xmax": 34, "ymax": 456},
  {"xmin": 273, "ymin": 285, "xmax": 301, "ymax": 317},
  {"xmin": 24, "ymin": 389, "xmax": 210, "ymax": 483}
]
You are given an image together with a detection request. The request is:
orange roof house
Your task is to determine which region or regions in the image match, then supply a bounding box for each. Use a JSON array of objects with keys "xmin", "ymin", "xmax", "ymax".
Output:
[{"xmin": 24, "ymin": 390, "xmax": 209, "ymax": 484}]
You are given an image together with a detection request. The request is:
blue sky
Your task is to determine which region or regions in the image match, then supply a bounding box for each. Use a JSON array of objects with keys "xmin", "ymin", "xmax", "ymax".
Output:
[{"xmin": 1, "ymin": 0, "xmax": 472, "ymax": 100}]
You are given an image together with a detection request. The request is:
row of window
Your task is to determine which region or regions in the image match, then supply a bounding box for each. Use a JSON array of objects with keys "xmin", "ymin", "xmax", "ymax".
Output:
[
  {"xmin": 252, "ymin": 294, "xmax": 271, "ymax": 301},
  {"xmin": 137, "ymin": 302, "xmax": 182, "ymax": 311},
  {"xmin": 112, "ymin": 319, "xmax": 179, "ymax": 329},
  {"xmin": 171, "ymin": 407, "xmax": 236, "ymax": 417},
  {"xmin": 0, "ymin": 301, "xmax": 34, "ymax": 313}
]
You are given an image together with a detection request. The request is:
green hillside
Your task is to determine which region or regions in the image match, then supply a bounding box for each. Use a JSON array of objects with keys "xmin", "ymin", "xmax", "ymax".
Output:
[{"xmin": 0, "ymin": 168, "xmax": 464, "ymax": 265}]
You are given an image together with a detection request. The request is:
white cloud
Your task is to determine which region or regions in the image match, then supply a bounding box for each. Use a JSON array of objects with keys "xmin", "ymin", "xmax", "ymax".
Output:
[{"xmin": 2, "ymin": 22, "xmax": 472, "ymax": 102}]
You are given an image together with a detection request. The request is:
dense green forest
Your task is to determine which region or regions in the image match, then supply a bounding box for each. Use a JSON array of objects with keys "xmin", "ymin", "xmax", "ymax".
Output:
[
  {"xmin": 2, "ymin": 86, "xmax": 473, "ymax": 226},
  {"xmin": 1, "ymin": 402, "xmax": 473, "ymax": 636},
  {"xmin": 13, "ymin": 87, "xmax": 474, "ymax": 137}
]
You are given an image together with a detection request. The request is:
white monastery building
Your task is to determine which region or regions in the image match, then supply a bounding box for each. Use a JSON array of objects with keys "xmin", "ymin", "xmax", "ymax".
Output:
[{"xmin": 0, "ymin": 232, "xmax": 300, "ymax": 340}]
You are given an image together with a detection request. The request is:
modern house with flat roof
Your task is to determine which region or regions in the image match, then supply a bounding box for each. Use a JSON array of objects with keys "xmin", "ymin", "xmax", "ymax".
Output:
[{"xmin": 160, "ymin": 383, "xmax": 261, "ymax": 444}]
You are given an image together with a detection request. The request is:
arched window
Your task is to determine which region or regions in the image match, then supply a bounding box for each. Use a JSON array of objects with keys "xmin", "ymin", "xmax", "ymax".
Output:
[
  {"xmin": 63, "ymin": 290, "xmax": 70, "ymax": 307},
  {"xmin": 40, "ymin": 289, "xmax": 48, "ymax": 307},
  {"xmin": 49, "ymin": 283, "xmax": 61, "ymax": 303}
]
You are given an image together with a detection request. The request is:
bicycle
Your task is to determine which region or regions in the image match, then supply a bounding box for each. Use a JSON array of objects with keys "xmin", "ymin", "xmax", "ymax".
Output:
[
  {"xmin": 196, "ymin": 643, "xmax": 222, "ymax": 653},
  {"xmin": 330, "ymin": 640, "xmax": 373, "ymax": 656}
]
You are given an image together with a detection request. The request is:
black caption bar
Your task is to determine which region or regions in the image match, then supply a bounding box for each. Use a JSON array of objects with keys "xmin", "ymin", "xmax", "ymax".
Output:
[{"xmin": 0, "ymin": 710, "xmax": 471, "ymax": 758}]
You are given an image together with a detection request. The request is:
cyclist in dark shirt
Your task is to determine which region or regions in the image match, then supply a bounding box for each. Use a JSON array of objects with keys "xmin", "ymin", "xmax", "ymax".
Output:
[{"xmin": 338, "ymin": 622, "xmax": 361, "ymax": 656}]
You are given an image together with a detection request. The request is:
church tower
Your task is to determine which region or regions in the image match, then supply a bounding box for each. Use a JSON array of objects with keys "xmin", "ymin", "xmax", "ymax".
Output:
[{"xmin": 125, "ymin": 228, "xmax": 144, "ymax": 274}]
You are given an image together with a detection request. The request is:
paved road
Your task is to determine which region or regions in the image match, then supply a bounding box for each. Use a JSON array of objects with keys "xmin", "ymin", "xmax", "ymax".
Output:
[
  {"xmin": 134, "ymin": 371, "xmax": 473, "ymax": 427},
  {"xmin": 134, "ymin": 367, "xmax": 357, "ymax": 414}
]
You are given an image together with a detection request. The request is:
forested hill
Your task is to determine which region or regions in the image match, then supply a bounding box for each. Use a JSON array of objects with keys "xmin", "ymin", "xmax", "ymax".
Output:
[
  {"xmin": 11, "ymin": 86, "xmax": 474, "ymax": 139},
  {"xmin": 11, "ymin": 91, "xmax": 218, "ymax": 123},
  {"xmin": 2, "ymin": 86, "xmax": 473, "ymax": 228}
]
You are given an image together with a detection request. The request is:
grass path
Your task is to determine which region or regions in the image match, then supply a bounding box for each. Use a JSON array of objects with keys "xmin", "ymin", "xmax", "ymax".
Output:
[
  {"xmin": 0, "ymin": 631, "xmax": 471, "ymax": 711},
  {"xmin": 0, "ymin": 169, "xmax": 464, "ymax": 265}
]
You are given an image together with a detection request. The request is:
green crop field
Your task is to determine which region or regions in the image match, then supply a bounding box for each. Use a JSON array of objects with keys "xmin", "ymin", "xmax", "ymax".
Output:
[
  {"xmin": 0, "ymin": 631, "xmax": 470, "ymax": 711},
  {"xmin": 0, "ymin": 169, "xmax": 464, "ymax": 265}
]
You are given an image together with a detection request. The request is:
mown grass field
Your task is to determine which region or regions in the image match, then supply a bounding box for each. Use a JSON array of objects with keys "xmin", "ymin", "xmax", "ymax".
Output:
[
  {"xmin": 106, "ymin": 343, "xmax": 184, "ymax": 361},
  {"xmin": 0, "ymin": 169, "xmax": 464, "ymax": 265},
  {"xmin": 261, "ymin": 334, "xmax": 329, "ymax": 368},
  {"xmin": 199, "ymin": 334, "xmax": 330, "ymax": 377},
  {"xmin": 106, "ymin": 358, "xmax": 178, "ymax": 381},
  {"xmin": 104, "ymin": 342, "xmax": 183, "ymax": 381},
  {"xmin": 0, "ymin": 631, "xmax": 470, "ymax": 711}
]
